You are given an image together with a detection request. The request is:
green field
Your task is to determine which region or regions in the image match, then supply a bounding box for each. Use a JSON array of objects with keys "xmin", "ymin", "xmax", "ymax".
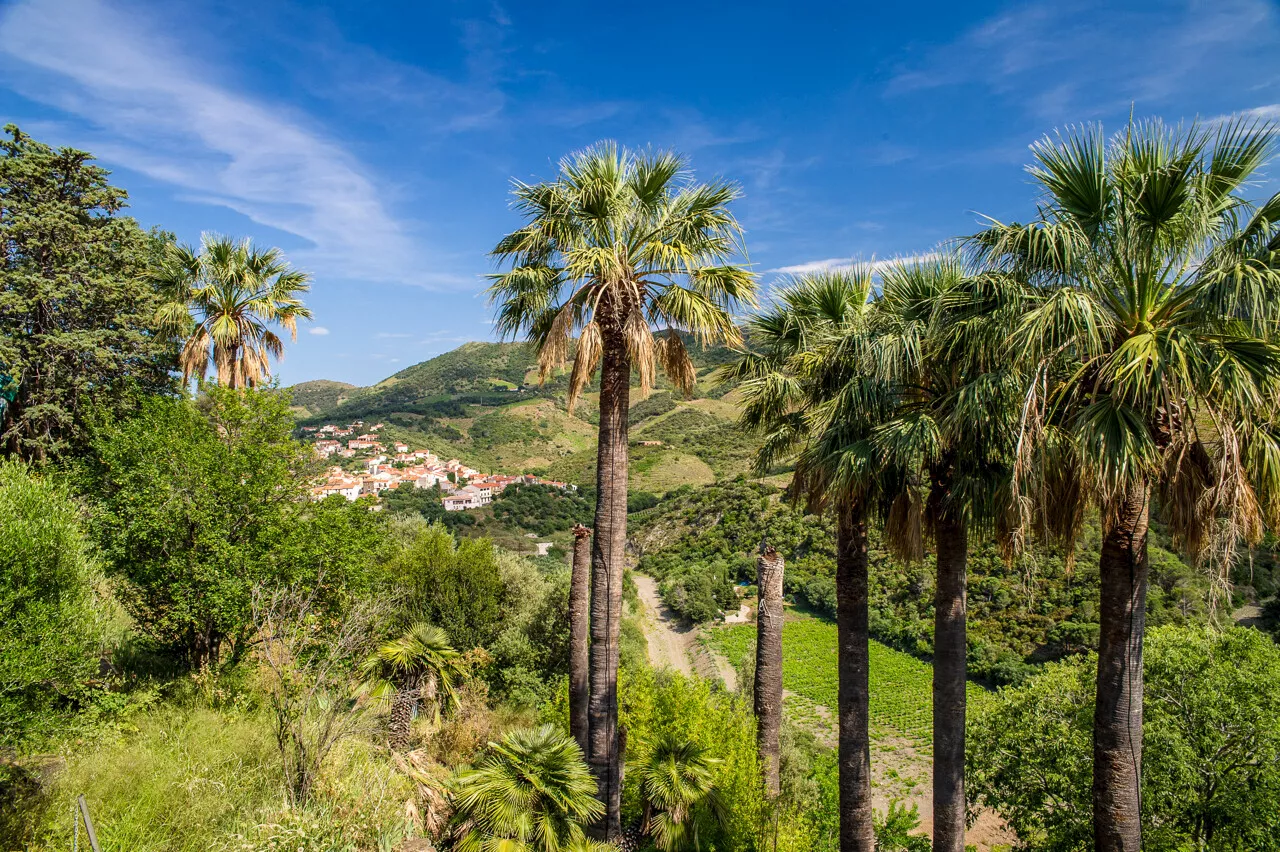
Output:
[{"xmin": 702, "ymin": 610, "xmax": 990, "ymax": 745}]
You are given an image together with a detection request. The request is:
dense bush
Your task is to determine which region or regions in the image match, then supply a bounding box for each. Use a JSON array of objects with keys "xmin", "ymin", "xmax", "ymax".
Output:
[
  {"xmin": 491, "ymin": 482, "xmax": 592, "ymax": 535},
  {"xmin": 82, "ymin": 388, "xmax": 326, "ymax": 669},
  {"xmin": 0, "ymin": 461, "xmax": 101, "ymax": 750},
  {"xmin": 969, "ymin": 626, "xmax": 1280, "ymax": 851}
]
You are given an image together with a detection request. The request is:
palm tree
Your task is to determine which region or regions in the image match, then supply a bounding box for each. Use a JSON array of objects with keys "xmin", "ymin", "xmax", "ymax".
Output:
[
  {"xmin": 635, "ymin": 733, "xmax": 727, "ymax": 852},
  {"xmin": 754, "ymin": 541, "xmax": 785, "ymax": 798},
  {"xmin": 870, "ymin": 256, "xmax": 1025, "ymax": 852},
  {"xmin": 152, "ymin": 234, "xmax": 313, "ymax": 389},
  {"xmin": 360, "ymin": 622, "xmax": 464, "ymax": 751},
  {"xmin": 489, "ymin": 141, "xmax": 756, "ymax": 838},
  {"xmin": 569, "ymin": 523, "xmax": 592, "ymax": 754},
  {"xmin": 724, "ymin": 268, "xmax": 887, "ymax": 852},
  {"xmin": 970, "ymin": 118, "xmax": 1280, "ymax": 852},
  {"xmin": 450, "ymin": 724, "xmax": 611, "ymax": 852}
]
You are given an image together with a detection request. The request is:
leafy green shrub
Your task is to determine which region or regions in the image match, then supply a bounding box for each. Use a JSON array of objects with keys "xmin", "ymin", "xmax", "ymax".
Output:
[
  {"xmin": 0, "ymin": 460, "xmax": 100, "ymax": 750},
  {"xmin": 491, "ymin": 482, "xmax": 592, "ymax": 536},
  {"xmin": 83, "ymin": 388, "xmax": 316, "ymax": 669},
  {"xmin": 968, "ymin": 626, "xmax": 1280, "ymax": 851}
]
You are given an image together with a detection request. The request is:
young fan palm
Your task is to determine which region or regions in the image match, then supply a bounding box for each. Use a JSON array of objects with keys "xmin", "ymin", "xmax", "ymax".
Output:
[
  {"xmin": 635, "ymin": 733, "xmax": 726, "ymax": 852},
  {"xmin": 724, "ymin": 268, "xmax": 886, "ymax": 852},
  {"xmin": 152, "ymin": 234, "xmax": 312, "ymax": 389},
  {"xmin": 870, "ymin": 256, "xmax": 1025, "ymax": 852},
  {"xmin": 489, "ymin": 141, "xmax": 756, "ymax": 838},
  {"xmin": 360, "ymin": 622, "xmax": 464, "ymax": 752},
  {"xmin": 450, "ymin": 724, "xmax": 610, "ymax": 852},
  {"xmin": 970, "ymin": 118, "xmax": 1280, "ymax": 852}
]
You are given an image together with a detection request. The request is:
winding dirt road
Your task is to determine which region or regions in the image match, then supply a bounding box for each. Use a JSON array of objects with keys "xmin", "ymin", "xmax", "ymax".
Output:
[{"xmin": 631, "ymin": 573, "xmax": 695, "ymax": 674}]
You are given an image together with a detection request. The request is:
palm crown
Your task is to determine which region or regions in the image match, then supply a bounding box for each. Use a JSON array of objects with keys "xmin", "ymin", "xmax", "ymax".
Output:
[
  {"xmin": 635, "ymin": 733, "xmax": 726, "ymax": 852},
  {"xmin": 869, "ymin": 255, "xmax": 1026, "ymax": 558},
  {"xmin": 970, "ymin": 118, "xmax": 1280, "ymax": 568},
  {"xmin": 152, "ymin": 234, "xmax": 313, "ymax": 389},
  {"xmin": 449, "ymin": 724, "xmax": 608, "ymax": 852},
  {"xmin": 360, "ymin": 622, "xmax": 464, "ymax": 715},
  {"xmin": 488, "ymin": 141, "xmax": 757, "ymax": 409}
]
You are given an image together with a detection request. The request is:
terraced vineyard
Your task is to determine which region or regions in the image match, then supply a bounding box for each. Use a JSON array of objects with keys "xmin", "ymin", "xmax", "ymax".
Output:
[{"xmin": 703, "ymin": 610, "xmax": 990, "ymax": 744}]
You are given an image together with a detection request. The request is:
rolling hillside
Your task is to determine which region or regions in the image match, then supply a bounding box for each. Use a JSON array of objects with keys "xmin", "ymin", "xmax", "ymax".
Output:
[{"xmin": 287, "ymin": 337, "xmax": 759, "ymax": 492}]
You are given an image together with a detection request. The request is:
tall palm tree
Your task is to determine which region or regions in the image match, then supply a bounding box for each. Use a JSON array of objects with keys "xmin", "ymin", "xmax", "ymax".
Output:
[
  {"xmin": 724, "ymin": 268, "xmax": 887, "ymax": 852},
  {"xmin": 870, "ymin": 256, "xmax": 1025, "ymax": 852},
  {"xmin": 754, "ymin": 541, "xmax": 785, "ymax": 797},
  {"xmin": 152, "ymin": 234, "xmax": 313, "ymax": 389},
  {"xmin": 569, "ymin": 523, "xmax": 592, "ymax": 754},
  {"xmin": 450, "ymin": 724, "xmax": 611, "ymax": 852},
  {"xmin": 489, "ymin": 141, "xmax": 756, "ymax": 838},
  {"xmin": 360, "ymin": 622, "xmax": 464, "ymax": 752},
  {"xmin": 635, "ymin": 733, "xmax": 726, "ymax": 852},
  {"xmin": 970, "ymin": 118, "xmax": 1280, "ymax": 852}
]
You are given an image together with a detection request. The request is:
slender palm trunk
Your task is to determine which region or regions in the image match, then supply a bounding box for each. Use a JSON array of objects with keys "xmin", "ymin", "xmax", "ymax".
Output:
[
  {"xmin": 1094, "ymin": 480, "xmax": 1150, "ymax": 852},
  {"xmin": 754, "ymin": 543, "xmax": 785, "ymax": 797},
  {"xmin": 929, "ymin": 478, "xmax": 968, "ymax": 852},
  {"xmin": 588, "ymin": 333, "xmax": 630, "ymax": 841},
  {"xmin": 570, "ymin": 524, "xmax": 592, "ymax": 755},
  {"xmin": 388, "ymin": 672, "xmax": 422, "ymax": 752},
  {"xmin": 835, "ymin": 508, "xmax": 874, "ymax": 852}
]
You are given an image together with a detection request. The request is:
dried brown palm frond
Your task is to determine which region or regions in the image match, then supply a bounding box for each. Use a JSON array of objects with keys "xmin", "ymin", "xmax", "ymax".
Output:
[
  {"xmin": 883, "ymin": 487, "xmax": 925, "ymax": 563},
  {"xmin": 656, "ymin": 330, "xmax": 697, "ymax": 397},
  {"xmin": 566, "ymin": 321, "xmax": 602, "ymax": 413},
  {"xmin": 626, "ymin": 308, "xmax": 656, "ymax": 397},
  {"xmin": 537, "ymin": 304, "xmax": 575, "ymax": 383}
]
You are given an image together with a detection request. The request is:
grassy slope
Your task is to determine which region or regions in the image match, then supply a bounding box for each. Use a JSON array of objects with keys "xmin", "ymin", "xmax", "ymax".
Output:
[
  {"xmin": 285, "ymin": 379, "xmax": 358, "ymax": 417},
  {"xmin": 702, "ymin": 610, "xmax": 990, "ymax": 746}
]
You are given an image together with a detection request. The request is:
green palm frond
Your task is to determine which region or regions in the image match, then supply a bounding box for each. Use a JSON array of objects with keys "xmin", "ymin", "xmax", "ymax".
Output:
[
  {"xmin": 450, "ymin": 725, "xmax": 603, "ymax": 852},
  {"xmin": 489, "ymin": 141, "xmax": 755, "ymax": 396},
  {"xmin": 150, "ymin": 234, "xmax": 313, "ymax": 388}
]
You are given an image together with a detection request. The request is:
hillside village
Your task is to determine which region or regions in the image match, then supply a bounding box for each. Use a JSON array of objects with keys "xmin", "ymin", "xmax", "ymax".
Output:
[{"xmin": 302, "ymin": 420, "xmax": 574, "ymax": 509}]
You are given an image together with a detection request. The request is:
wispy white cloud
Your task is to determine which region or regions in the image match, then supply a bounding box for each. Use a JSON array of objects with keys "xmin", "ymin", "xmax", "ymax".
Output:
[
  {"xmin": 767, "ymin": 253, "xmax": 941, "ymax": 276},
  {"xmin": 309, "ymin": 326, "xmax": 331, "ymax": 336},
  {"xmin": 0, "ymin": 0, "xmax": 470, "ymax": 290},
  {"xmin": 886, "ymin": 1, "xmax": 1280, "ymax": 122}
]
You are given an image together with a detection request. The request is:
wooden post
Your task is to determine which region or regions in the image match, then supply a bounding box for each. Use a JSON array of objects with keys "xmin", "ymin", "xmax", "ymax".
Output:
[{"xmin": 77, "ymin": 795, "xmax": 101, "ymax": 852}]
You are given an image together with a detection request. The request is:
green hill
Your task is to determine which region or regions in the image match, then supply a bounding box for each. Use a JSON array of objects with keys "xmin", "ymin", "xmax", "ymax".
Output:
[
  {"xmin": 285, "ymin": 379, "xmax": 358, "ymax": 416},
  {"xmin": 291, "ymin": 337, "xmax": 756, "ymax": 492}
]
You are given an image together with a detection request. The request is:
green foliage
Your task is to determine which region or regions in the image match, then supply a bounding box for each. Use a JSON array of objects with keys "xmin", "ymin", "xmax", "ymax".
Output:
[
  {"xmin": 0, "ymin": 124, "xmax": 177, "ymax": 462},
  {"xmin": 449, "ymin": 724, "xmax": 606, "ymax": 852},
  {"xmin": 83, "ymin": 387, "xmax": 319, "ymax": 668},
  {"xmin": 492, "ymin": 482, "xmax": 593, "ymax": 535},
  {"xmin": 634, "ymin": 732, "xmax": 727, "ymax": 852},
  {"xmin": 0, "ymin": 461, "xmax": 100, "ymax": 750},
  {"xmin": 382, "ymin": 483, "xmax": 478, "ymax": 530},
  {"xmin": 636, "ymin": 480, "xmax": 1212, "ymax": 684},
  {"xmin": 382, "ymin": 519, "xmax": 505, "ymax": 649},
  {"xmin": 360, "ymin": 623, "xmax": 464, "ymax": 713},
  {"xmin": 968, "ymin": 626, "xmax": 1280, "ymax": 851},
  {"xmin": 629, "ymin": 391, "xmax": 678, "ymax": 424},
  {"xmin": 874, "ymin": 801, "xmax": 932, "ymax": 852},
  {"xmin": 619, "ymin": 668, "xmax": 768, "ymax": 852}
]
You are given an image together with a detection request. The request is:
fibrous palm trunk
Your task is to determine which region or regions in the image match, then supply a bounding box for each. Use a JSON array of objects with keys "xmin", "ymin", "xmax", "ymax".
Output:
[
  {"xmin": 754, "ymin": 543, "xmax": 785, "ymax": 797},
  {"xmin": 1094, "ymin": 480, "xmax": 1150, "ymax": 852},
  {"xmin": 929, "ymin": 479, "xmax": 968, "ymax": 852},
  {"xmin": 389, "ymin": 672, "xmax": 422, "ymax": 752},
  {"xmin": 588, "ymin": 332, "xmax": 630, "ymax": 840},
  {"xmin": 570, "ymin": 523, "xmax": 592, "ymax": 755},
  {"xmin": 835, "ymin": 508, "xmax": 874, "ymax": 852}
]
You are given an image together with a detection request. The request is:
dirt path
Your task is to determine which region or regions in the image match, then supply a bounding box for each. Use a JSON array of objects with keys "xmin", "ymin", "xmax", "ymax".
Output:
[{"xmin": 632, "ymin": 574, "xmax": 695, "ymax": 675}]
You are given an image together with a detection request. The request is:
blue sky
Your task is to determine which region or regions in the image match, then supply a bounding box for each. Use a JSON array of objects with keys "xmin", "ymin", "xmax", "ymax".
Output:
[{"xmin": 2, "ymin": 0, "xmax": 1279, "ymax": 386}]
